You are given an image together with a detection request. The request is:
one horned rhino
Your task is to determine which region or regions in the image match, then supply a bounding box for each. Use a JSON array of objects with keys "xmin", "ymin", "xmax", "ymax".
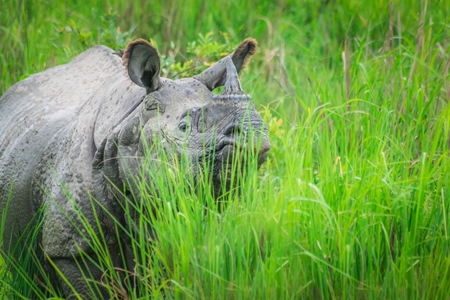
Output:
[{"xmin": 0, "ymin": 38, "xmax": 269, "ymax": 298}]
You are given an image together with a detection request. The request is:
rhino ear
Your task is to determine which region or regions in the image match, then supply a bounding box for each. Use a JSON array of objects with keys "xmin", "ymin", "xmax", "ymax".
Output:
[
  {"xmin": 231, "ymin": 38, "xmax": 257, "ymax": 74},
  {"xmin": 123, "ymin": 39, "xmax": 161, "ymax": 92},
  {"xmin": 194, "ymin": 38, "xmax": 257, "ymax": 91}
]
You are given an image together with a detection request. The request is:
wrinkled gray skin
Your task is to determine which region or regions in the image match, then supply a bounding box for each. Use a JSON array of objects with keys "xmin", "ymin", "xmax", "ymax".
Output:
[{"xmin": 0, "ymin": 38, "xmax": 269, "ymax": 298}]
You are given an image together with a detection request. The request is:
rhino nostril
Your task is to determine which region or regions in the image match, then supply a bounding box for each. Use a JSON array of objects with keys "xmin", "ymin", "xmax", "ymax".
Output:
[{"xmin": 223, "ymin": 124, "xmax": 241, "ymax": 136}]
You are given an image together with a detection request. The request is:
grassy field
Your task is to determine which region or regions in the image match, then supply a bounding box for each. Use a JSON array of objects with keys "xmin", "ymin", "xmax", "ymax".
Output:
[{"xmin": 1, "ymin": 0, "xmax": 450, "ymax": 299}]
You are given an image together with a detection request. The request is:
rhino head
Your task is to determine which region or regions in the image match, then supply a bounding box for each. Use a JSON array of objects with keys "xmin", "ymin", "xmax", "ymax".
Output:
[{"xmin": 95, "ymin": 38, "xmax": 270, "ymax": 201}]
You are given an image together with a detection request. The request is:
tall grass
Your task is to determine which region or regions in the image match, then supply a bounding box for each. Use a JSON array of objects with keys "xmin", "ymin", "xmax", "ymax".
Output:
[{"xmin": 1, "ymin": 0, "xmax": 449, "ymax": 299}]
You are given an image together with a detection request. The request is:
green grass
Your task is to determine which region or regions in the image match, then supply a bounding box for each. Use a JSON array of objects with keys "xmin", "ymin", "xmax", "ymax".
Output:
[{"xmin": 1, "ymin": 0, "xmax": 450, "ymax": 298}]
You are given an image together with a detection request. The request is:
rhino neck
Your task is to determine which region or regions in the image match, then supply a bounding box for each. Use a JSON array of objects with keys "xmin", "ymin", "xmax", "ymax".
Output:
[{"xmin": 93, "ymin": 78, "xmax": 146, "ymax": 151}]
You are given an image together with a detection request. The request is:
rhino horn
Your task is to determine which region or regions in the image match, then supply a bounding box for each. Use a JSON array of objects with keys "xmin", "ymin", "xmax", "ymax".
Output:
[
  {"xmin": 194, "ymin": 38, "xmax": 257, "ymax": 92},
  {"xmin": 123, "ymin": 39, "xmax": 161, "ymax": 92},
  {"xmin": 213, "ymin": 56, "xmax": 251, "ymax": 101}
]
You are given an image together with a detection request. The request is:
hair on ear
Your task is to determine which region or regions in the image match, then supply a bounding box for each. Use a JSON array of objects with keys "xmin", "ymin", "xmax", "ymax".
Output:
[
  {"xmin": 122, "ymin": 39, "xmax": 156, "ymax": 67},
  {"xmin": 232, "ymin": 38, "xmax": 257, "ymax": 71}
]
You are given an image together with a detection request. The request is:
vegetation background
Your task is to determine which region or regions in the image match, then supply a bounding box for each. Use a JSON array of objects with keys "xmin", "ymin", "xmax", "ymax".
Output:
[{"xmin": 1, "ymin": 0, "xmax": 449, "ymax": 298}]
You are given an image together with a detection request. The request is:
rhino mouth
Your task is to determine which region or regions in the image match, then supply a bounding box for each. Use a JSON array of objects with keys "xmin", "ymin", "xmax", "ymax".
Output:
[
  {"xmin": 257, "ymin": 149, "xmax": 269, "ymax": 165},
  {"xmin": 215, "ymin": 137, "xmax": 269, "ymax": 167},
  {"xmin": 215, "ymin": 138, "xmax": 237, "ymax": 153},
  {"xmin": 195, "ymin": 138, "xmax": 269, "ymax": 201}
]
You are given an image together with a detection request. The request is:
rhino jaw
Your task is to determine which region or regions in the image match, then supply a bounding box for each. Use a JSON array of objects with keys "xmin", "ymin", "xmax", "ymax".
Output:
[{"xmin": 173, "ymin": 101, "xmax": 269, "ymax": 198}]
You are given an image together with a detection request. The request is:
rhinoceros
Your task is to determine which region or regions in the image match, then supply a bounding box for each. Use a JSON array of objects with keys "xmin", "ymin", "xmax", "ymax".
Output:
[{"xmin": 0, "ymin": 38, "xmax": 269, "ymax": 298}]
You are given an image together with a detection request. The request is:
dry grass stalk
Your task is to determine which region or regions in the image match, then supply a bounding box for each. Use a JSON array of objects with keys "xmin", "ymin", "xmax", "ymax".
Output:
[{"xmin": 342, "ymin": 37, "xmax": 351, "ymax": 108}]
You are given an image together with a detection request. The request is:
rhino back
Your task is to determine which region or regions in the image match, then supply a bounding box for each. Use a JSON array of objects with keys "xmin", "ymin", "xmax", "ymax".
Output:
[{"xmin": 0, "ymin": 45, "xmax": 132, "ymax": 253}]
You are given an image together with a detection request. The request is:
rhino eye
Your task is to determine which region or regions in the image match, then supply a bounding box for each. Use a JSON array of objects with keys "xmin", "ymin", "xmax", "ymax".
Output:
[
  {"xmin": 178, "ymin": 118, "xmax": 192, "ymax": 133},
  {"xmin": 179, "ymin": 110, "xmax": 194, "ymax": 133},
  {"xmin": 179, "ymin": 121, "xmax": 187, "ymax": 132}
]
